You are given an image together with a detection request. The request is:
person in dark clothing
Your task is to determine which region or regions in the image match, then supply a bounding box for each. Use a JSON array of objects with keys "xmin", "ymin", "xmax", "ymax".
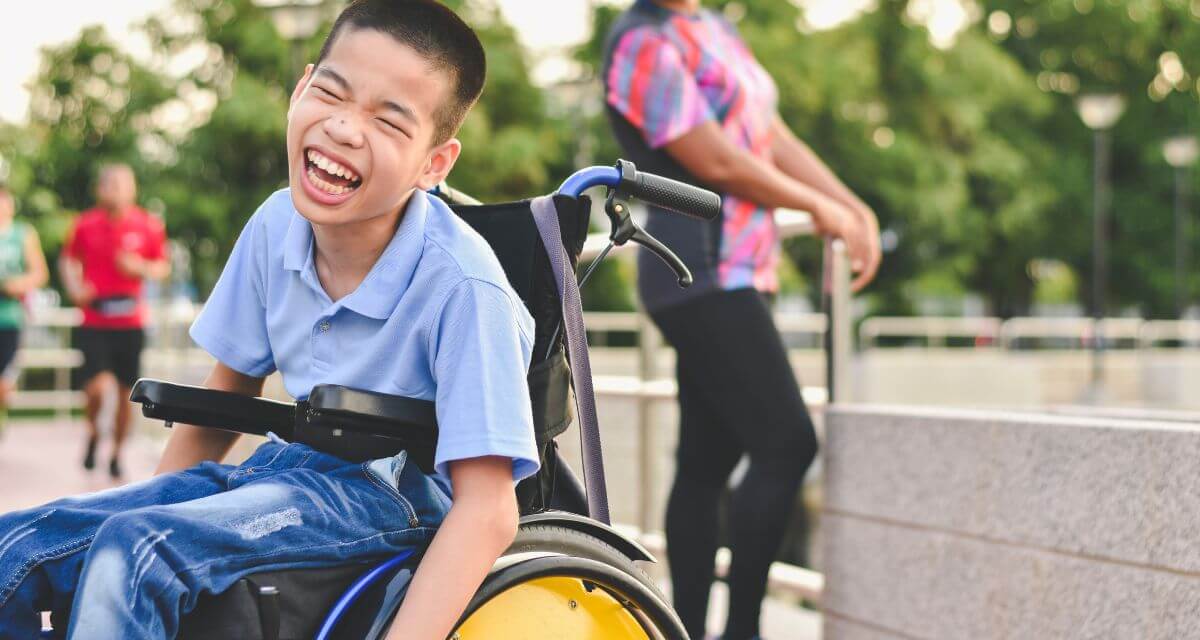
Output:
[{"xmin": 602, "ymin": 2, "xmax": 881, "ymax": 638}]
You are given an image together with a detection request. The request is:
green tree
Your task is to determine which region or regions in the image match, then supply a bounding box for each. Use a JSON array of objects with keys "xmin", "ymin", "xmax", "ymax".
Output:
[
  {"xmin": 0, "ymin": 26, "xmax": 176, "ymax": 260},
  {"xmin": 576, "ymin": 0, "xmax": 1200, "ymax": 318}
]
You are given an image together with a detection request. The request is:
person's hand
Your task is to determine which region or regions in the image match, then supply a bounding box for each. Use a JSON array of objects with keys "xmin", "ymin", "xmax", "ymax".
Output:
[
  {"xmin": 116, "ymin": 251, "xmax": 146, "ymax": 278},
  {"xmin": 849, "ymin": 205, "xmax": 882, "ymax": 292},
  {"xmin": 1, "ymin": 279, "xmax": 21, "ymax": 299},
  {"xmin": 68, "ymin": 283, "xmax": 96, "ymax": 308},
  {"xmin": 814, "ymin": 196, "xmax": 874, "ymax": 289}
]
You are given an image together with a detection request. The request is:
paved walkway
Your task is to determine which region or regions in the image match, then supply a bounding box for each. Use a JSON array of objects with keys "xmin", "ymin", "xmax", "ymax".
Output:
[{"xmin": 0, "ymin": 419, "xmax": 163, "ymax": 513}]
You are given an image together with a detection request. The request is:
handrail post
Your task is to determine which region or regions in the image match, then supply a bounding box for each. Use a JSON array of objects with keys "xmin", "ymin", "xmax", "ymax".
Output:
[
  {"xmin": 823, "ymin": 239, "xmax": 853, "ymax": 404},
  {"xmin": 636, "ymin": 308, "xmax": 662, "ymax": 534}
]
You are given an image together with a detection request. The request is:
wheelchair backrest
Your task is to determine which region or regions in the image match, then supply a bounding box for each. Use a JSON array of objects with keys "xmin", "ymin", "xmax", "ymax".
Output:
[
  {"xmin": 447, "ymin": 195, "xmax": 592, "ymax": 515},
  {"xmin": 448, "ymin": 195, "xmax": 590, "ymax": 362}
]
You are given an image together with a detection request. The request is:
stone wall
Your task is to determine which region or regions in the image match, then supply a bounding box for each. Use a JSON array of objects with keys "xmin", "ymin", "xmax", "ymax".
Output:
[{"xmin": 823, "ymin": 405, "xmax": 1200, "ymax": 639}]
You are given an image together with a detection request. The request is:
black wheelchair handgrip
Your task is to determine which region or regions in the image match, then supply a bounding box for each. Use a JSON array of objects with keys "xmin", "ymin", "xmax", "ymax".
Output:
[{"xmin": 630, "ymin": 171, "xmax": 722, "ymax": 221}]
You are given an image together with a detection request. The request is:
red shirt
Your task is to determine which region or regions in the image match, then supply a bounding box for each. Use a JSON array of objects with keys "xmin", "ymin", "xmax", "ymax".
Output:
[{"xmin": 63, "ymin": 207, "xmax": 168, "ymax": 329}]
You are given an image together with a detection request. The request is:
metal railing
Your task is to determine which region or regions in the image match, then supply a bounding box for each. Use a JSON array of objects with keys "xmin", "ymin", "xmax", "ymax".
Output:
[
  {"xmin": 10, "ymin": 302, "xmax": 202, "ymax": 417},
  {"xmin": 860, "ymin": 315, "xmax": 1200, "ymax": 350}
]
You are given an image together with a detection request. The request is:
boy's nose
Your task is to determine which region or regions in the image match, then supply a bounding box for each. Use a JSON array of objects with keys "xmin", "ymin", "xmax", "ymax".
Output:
[{"xmin": 323, "ymin": 113, "xmax": 364, "ymax": 148}]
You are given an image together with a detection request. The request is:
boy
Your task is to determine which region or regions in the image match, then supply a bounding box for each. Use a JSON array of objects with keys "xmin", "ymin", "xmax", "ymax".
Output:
[{"xmin": 0, "ymin": 2, "xmax": 538, "ymax": 639}]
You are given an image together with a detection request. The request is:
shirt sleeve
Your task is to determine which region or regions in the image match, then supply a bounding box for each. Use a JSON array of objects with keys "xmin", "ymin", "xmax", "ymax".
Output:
[
  {"xmin": 189, "ymin": 210, "xmax": 275, "ymax": 377},
  {"xmin": 429, "ymin": 278, "xmax": 539, "ymax": 482},
  {"xmin": 605, "ymin": 27, "xmax": 715, "ymax": 149}
]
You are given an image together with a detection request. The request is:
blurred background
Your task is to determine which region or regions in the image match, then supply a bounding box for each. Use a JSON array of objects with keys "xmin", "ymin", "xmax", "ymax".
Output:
[
  {"xmin": 3, "ymin": 2, "xmax": 1200, "ymax": 637},
  {"xmin": 3, "ymin": 0, "xmax": 1198, "ymax": 325}
]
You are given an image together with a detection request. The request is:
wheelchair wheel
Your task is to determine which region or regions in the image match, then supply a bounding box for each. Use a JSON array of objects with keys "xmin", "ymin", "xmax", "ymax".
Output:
[
  {"xmin": 452, "ymin": 524, "xmax": 686, "ymax": 639},
  {"xmin": 507, "ymin": 524, "xmax": 667, "ymax": 601}
]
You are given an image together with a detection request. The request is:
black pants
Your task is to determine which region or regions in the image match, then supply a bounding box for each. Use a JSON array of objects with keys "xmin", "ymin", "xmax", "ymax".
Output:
[
  {"xmin": 651, "ymin": 288, "xmax": 818, "ymax": 640},
  {"xmin": 73, "ymin": 327, "xmax": 146, "ymax": 387}
]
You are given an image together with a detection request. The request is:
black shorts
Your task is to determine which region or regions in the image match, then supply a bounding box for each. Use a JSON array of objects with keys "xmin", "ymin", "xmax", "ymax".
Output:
[
  {"xmin": 0, "ymin": 328, "xmax": 19, "ymax": 379},
  {"xmin": 74, "ymin": 327, "xmax": 146, "ymax": 387}
]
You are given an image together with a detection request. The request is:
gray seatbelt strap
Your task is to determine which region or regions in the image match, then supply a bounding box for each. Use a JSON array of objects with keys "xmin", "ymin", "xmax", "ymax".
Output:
[{"xmin": 530, "ymin": 196, "xmax": 610, "ymax": 525}]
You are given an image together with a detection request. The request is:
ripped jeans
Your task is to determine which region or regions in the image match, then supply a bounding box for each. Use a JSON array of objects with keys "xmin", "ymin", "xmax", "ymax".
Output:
[{"xmin": 0, "ymin": 436, "xmax": 450, "ymax": 639}]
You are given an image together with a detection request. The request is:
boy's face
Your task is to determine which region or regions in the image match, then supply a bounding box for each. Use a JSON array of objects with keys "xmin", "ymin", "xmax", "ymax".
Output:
[
  {"xmin": 0, "ymin": 192, "xmax": 12, "ymax": 225},
  {"xmin": 286, "ymin": 28, "xmax": 462, "ymax": 227}
]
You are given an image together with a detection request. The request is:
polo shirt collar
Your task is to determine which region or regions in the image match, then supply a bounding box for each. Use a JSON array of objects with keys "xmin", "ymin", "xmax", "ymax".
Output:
[{"xmin": 282, "ymin": 190, "xmax": 430, "ymax": 320}]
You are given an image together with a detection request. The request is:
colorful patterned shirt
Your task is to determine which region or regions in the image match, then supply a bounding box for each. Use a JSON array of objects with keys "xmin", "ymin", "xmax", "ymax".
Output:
[{"xmin": 604, "ymin": 0, "xmax": 781, "ymax": 309}]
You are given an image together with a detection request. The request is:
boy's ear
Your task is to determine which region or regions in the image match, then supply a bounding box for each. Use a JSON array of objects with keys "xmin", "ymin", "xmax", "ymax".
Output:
[
  {"xmin": 414, "ymin": 138, "xmax": 463, "ymax": 191},
  {"xmin": 289, "ymin": 64, "xmax": 315, "ymax": 109}
]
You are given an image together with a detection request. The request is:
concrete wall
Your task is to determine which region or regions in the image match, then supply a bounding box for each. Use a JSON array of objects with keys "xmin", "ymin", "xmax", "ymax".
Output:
[{"xmin": 823, "ymin": 405, "xmax": 1200, "ymax": 639}]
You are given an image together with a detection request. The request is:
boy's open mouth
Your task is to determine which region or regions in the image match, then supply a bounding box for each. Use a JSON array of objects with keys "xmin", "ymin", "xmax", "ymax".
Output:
[{"xmin": 304, "ymin": 148, "xmax": 363, "ymax": 197}]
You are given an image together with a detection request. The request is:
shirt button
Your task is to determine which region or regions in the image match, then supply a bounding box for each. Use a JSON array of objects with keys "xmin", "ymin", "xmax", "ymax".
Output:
[{"xmin": 319, "ymin": 321, "xmax": 331, "ymax": 333}]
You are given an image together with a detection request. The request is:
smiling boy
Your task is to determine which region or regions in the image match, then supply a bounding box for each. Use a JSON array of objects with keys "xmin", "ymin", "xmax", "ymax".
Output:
[{"xmin": 0, "ymin": 2, "xmax": 538, "ymax": 639}]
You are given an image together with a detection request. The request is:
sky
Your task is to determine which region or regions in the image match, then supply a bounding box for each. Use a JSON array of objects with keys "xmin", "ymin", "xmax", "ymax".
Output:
[{"xmin": 0, "ymin": 0, "xmax": 957, "ymax": 123}]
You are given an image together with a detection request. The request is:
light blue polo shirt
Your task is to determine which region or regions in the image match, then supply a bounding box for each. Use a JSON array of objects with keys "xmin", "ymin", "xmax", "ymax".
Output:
[{"xmin": 190, "ymin": 188, "xmax": 540, "ymax": 482}]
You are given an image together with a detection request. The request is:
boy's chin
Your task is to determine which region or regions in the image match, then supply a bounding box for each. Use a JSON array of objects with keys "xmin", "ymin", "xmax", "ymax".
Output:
[{"xmin": 292, "ymin": 199, "xmax": 351, "ymax": 226}]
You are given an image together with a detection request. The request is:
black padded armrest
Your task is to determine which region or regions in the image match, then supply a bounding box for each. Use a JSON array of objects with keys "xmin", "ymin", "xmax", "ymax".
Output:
[
  {"xmin": 302, "ymin": 385, "xmax": 439, "ymax": 473},
  {"xmin": 307, "ymin": 385, "xmax": 437, "ymax": 425},
  {"xmin": 130, "ymin": 379, "xmax": 296, "ymax": 438},
  {"xmin": 305, "ymin": 385, "xmax": 437, "ymax": 443}
]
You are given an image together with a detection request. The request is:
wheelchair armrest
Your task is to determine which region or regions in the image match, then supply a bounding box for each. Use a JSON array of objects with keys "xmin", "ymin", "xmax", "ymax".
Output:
[
  {"xmin": 130, "ymin": 378, "xmax": 297, "ymax": 438},
  {"xmin": 305, "ymin": 385, "xmax": 437, "ymax": 443},
  {"xmin": 302, "ymin": 386, "xmax": 439, "ymax": 473}
]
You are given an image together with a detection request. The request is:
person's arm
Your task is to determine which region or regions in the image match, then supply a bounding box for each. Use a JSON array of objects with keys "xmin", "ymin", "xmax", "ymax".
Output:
[
  {"xmin": 115, "ymin": 251, "xmax": 171, "ymax": 281},
  {"xmin": 58, "ymin": 224, "xmax": 94, "ymax": 307},
  {"xmin": 769, "ymin": 115, "xmax": 881, "ymax": 289},
  {"xmin": 661, "ymin": 121, "xmax": 865, "ymax": 256},
  {"xmin": 3, "ymin": 227, "xmax": 49, "ymax": 297},
  {"xmin": 386, "ymin": 456, "xmax": 517, "ymax": 639},
  {"xmin": 155, "ymin": 361, "xmax": 264, "ymax": 474},
  {"xmin": 117, "ymin": 221, "xmax": 171, "ymax": 281}
]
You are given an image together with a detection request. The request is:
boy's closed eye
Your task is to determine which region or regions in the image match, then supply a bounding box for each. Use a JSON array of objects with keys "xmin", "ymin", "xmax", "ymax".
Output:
[{"xmin": 314, "ymin": 85, "xmax": 342, "ymax": 101}]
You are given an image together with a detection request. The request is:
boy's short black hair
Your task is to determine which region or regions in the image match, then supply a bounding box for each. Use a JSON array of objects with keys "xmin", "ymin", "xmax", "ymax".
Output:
[{"xmin": 316, "ymin": 0, "xmax": 486, "ymax": 145}]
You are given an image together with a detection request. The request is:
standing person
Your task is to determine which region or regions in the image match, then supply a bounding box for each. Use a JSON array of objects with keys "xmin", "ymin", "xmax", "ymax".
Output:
[
  {"xmin": 603, "ymin": 2, "xmax": 882, "ymax": 638},
  {"xmin": 59, "ymin": 163, "xmax": 169, "ymax": 478},
  {"xmin": 0, "ymin": 185, "xmax": 50, "ymax": 436}
]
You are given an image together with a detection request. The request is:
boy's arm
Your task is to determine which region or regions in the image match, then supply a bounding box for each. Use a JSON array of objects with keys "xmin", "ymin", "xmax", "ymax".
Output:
[
  {"xmin": 387, "ymin": 456, "xmax": 518, "ymax": 640},
  {"xmin": 155, "ymin": 362, "xmax": 266, "ymax": 474}
]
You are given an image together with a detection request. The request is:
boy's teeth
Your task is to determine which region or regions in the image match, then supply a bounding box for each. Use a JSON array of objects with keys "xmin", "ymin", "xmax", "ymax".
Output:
[
  {"xmin": 307, "ymin": 166, "xmax": 352, "ymax": 196},
  {"xmin": 306, "ymin": 149, "xmax": 359, "ymax": 182}
]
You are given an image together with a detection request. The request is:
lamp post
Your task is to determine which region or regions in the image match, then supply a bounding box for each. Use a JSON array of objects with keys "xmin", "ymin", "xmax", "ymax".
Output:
[
  {"xmin": 254, "ymin": 0, "xmax": 324, "ymax": 75},
  {"xmin": 1164, "ymin": 135, "xmax": 1198, "ymax": 318},
  {"xmin": 1075, "ymin": 93, "xmax": 1125, "ymax": 402}
]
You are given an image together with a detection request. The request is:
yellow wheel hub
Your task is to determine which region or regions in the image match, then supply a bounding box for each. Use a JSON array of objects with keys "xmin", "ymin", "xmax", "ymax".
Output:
[{"xmin": 454, "ymin": 576, "xmax": 651, "ymax": 639}]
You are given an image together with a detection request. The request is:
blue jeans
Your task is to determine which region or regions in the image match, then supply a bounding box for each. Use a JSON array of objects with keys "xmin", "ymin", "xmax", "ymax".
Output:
[{"xmin": 0, "ymin": 437, "xmax": 450, "ymax": 639}]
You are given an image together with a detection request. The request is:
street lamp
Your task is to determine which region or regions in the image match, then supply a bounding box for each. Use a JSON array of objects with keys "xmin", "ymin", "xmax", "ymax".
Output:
[
  {"xmin": 1164, "ymin": 135, "xmax": 1198, "ymax": 318},
  {"xmin": 254, "ymin": 0, "xmax": 324, "ymax": 75},
  {"xmin": 1075, "ymin": 93, "xmax": 1125, "ymax": 402}
]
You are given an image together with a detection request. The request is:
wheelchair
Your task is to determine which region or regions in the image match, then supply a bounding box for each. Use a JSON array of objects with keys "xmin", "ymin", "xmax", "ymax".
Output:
[{"xmin": 112, "ymin": 160, "xmax": 719, "ymax": 639}]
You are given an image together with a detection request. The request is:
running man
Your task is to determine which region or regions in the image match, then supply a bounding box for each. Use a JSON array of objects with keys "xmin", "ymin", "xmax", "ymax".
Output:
[{"xmin": 60, "ymin": 163, "xmax": 169, "ymax": 477}]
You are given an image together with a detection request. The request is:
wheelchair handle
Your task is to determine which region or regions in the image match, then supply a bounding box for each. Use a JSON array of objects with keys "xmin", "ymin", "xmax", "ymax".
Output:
[{"xmin": 557, "ymin": 160, "xmax": 722, "ymax": 221}]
